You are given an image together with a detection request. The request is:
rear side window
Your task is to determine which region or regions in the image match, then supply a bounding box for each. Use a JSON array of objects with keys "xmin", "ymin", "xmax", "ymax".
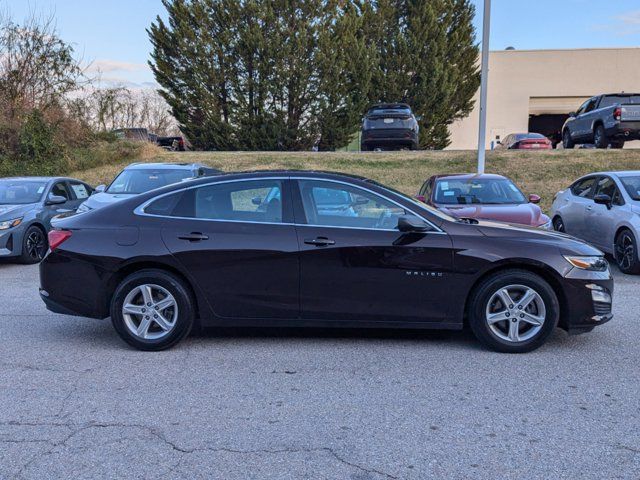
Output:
[
  {"xmin": 145, "ymin": 181, "xmax": 284, "ymax": 224},
  {"xmin": 570, "ymin": 177, "xmax": 596, "ymax": 198}
]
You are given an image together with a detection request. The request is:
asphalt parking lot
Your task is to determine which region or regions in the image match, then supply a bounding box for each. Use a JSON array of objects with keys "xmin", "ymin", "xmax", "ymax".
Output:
[{"xmin": 0, "ymin": 262, "xmax": 639, "ymax": 480}]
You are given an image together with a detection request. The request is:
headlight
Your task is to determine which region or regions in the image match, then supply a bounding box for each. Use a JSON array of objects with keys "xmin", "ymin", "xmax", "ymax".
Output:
[
  {"xmin": 0, "ymin": 217, "xmax": 22, "ymax": 230},
  {"xmin": 564, "ymin": 255, "xmax": 609, "ymax": 272},
  {"xmin": 539, "ymin": 220, "xmax": 552, "ymax": 230},
  {"xmin": 76, "ymin": 203, "xmax": 91, "ymax": 214}
]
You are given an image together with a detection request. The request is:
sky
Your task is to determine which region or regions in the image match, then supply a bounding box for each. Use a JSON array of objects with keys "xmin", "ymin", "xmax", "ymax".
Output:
[{"xmin": 5, "ymin": 0, "xmax": 640, "ymax": 88}]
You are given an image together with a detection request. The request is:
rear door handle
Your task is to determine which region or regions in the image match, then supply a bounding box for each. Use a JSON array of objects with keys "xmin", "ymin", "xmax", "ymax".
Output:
[
  {"xmin": 178, "ymin": 232, "xmax": 209, "ymax": 242},
  {"xmin": 586, "ymin": 205, "xmax": 593, "ymax": 211},
  {"xmin": 304, "ymin": 237, "xmax": 335, "ymax": 247}
]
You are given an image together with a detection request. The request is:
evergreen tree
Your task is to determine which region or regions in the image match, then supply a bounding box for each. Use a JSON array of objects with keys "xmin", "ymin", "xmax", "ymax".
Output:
[{"xmin": 366, "ymin": 0, "xmax": 480, "ymax": 149}]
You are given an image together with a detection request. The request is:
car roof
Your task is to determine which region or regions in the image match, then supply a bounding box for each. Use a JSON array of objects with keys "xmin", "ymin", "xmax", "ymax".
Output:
[
  {"xmin": 124, "ymin": 162, "xmax": 205, "ymax": 170},
  {"xmin": 430, "ymin": 173, "xmax": 508, "ymax": 182},
  {"xmin": 579, "ymin": 171, "xmax": 640, "ymax": 179},
  {"xmin": 369, "ymin": 103, "xmax": 411, "ymax": 110},
  {"xmin": 0, "ymin": 176, "xmax": 78, "ymax": 182}
]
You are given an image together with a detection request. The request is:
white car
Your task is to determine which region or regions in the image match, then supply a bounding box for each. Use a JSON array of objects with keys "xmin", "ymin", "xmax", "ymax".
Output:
[{"xmin": 550, "ymin": 171, "xmax": 640, "ymax": 274}]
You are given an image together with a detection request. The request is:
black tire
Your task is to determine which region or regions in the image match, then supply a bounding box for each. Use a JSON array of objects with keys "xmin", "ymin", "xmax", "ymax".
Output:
[
  {"xmin": 614, "ymin": 229, "xmax": 640, "ymax": 275},
  {"xmin": 110, "ymin": 269, "xmax": 195, "ymax": 351},
  {"xmin": 552, "ymin": 216, "xmax": 565, "ymax": 233},
  {"xmin": 360, "ymin": 144, "xmax": 369, "ymax": 152},
  {"xmin": 611, "ymin": 141, "xmax": 625, "ymax": 149},
  {"xmin": 594, "ymin": 124, "xmax": 608, "ymax": 149},
  {"xmin": 562, "ymin": 129, "xmax": 575, "ymax": 149},
  {"xmin": 20, "ymin": 225, "xmax": 48, "ymax": 264},
  {"xmin": 468, "ymin": 269, "xmax": 559, "ymax": 353}
]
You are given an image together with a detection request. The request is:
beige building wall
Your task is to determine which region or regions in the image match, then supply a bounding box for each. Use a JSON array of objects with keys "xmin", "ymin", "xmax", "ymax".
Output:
[{"xmin": 449, "ymin": 48, "xmax": 640, "ymax": 150}]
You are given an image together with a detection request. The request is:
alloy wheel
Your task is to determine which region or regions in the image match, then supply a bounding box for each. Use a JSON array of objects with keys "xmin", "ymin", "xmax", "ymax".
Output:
[
  {"xmin": 485, "ymin": 284, "xmax": 546, "ymax": 343},
  {"xmin": 122, "ymin": 284, "xmax": 179, "ymax": 340},
  {"xmin": 553, "ymin": 217, "xmax": 565, "ymax": 233},
  {"xmin": 26, "ymin": 230, "xmax": 47, "ymax": 260},
  {"xmin": 615, "ymin": 232, "xmax": 636, "ymax": 271}
]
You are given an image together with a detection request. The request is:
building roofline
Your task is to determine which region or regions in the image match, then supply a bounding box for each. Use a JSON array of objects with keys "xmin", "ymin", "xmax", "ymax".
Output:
[{"xmin": 492, "ymin": 46, "xmax": 640, "ymax": 54}]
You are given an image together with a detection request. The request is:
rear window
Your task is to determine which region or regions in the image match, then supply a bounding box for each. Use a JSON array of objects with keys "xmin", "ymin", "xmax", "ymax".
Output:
[
  {"xmin": 599, "ymin": 95, "xmax": 640, "ymax": 108},
  {"xmin": 368, "ymin": 106, "xmax": 411, "ymax": 116},
  {"xmin": 515, "ymin": 133, "xmax": 545, "ymax": 140}
]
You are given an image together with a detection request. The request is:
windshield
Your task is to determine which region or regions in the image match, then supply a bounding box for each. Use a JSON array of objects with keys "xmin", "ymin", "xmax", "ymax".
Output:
[
  {"xmin": 620, "ymin": 176, "xmax": 640, "ymax": 201},
  {"xmin": 434, "ymin": 178, "xmax": 527, "ymax": 205},
  {"xmin": 0, "ymin": 180, "xmax": 47, "ymax": 205},
  {"xmin": 599, "ymin": 95, "xmax": 640, "ymax": 108},
  {"xmin": 107, "ymin": 169, "xmax": 194, "ymax": 194}
]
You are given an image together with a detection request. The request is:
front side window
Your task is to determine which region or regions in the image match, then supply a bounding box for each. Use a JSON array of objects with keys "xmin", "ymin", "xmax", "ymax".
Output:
[
  {"xmin": 298, "ymin": 180, "xmax": 416, "ymax": 230},
  {"xmin": 571, "ymin": 177, "xmax": 596, "ymax": 198},
  {"xmin": 595, "ymin": 177, "xmax": 624, "ymax": 206},
  {"xmin": 108, "ymin": 168, "xmax": 194, "ymax": 194},
  {"xmin": 434, "ymin": 178, "xmax": 526, "ymax": 205},
  {"xmin": 51, "ymin": 182, "xmax": 70, "ymax": 200},
  {"xmin": 144, "ymin": 180, "xmax": 284, "ymax": 223}
]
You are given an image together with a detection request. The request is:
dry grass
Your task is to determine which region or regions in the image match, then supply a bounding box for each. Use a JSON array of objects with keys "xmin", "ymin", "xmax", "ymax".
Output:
[{"xmin": 69, "ymin": 149, "xmax": 640, "ymax": 212}]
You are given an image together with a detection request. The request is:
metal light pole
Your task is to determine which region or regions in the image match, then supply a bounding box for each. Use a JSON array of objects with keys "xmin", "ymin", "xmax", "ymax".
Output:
[{"xmin": 477, "ymin": 0, "xmax": 491, "ymax": 174}]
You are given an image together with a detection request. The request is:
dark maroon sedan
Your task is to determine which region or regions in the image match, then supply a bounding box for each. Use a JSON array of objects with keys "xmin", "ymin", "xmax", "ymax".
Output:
[{"xmin": 416, "ymin": 174, "xmax": 551, "ymax": 229}]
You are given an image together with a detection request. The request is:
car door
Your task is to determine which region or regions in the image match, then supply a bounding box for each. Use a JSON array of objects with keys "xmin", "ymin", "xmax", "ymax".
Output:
[
  {"xmin": 570, "ymin": 100, "xmax": 590, "ymax": 141},
  {"xmin": 585, "ymin": 176, "xmax": 622, "ymax": 251},
  {"xmin": 292, "ymin": 178, "xmax": 454, "ymax": 324},
  {"xmin": 579, "ymin": 97, "xmax": 600, "ymax": 141},
  {"xmin": 154, "ymin": 178, "xmax": 300, "ymax": 319},
  {"xmin": 561, "ymin": 176, "xmax": 597, "ymax": 239}
]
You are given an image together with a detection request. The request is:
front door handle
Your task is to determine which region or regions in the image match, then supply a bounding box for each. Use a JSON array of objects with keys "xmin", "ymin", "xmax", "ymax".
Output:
[
  {"xmin": 586, "ymin": 205, "xmax": 593, "ymax": 211},
  {"xmin": 178, "ymin": 232, "xmax": 209, "ymax": 242},
  {"xmin": 304, "ymin": 237, "xmax": 335, "ymax": 247}
]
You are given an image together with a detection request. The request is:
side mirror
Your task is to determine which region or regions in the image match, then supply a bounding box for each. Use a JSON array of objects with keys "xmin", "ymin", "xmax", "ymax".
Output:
[
  {"xmin": 397, "ymin": 215, "xmax": 431, "ymax": 233},
  {"xmin": 594, "ymin": 194, "xmax": 612, "ymax": 209},
  {"xmin": 251, "ymin": 196, "xmax": 263, "ymax": 206},
  {"xmin": 415, "ymin": 195, "xmax": 426, "ymax": 203},
  {"xmin": 94, "ymin": 184, "xmax": 106, "ymax": 194},
  {"xmin": 528, "ymin": 194, "xmax": 541, "ymax": 204},
  {"xmin": 46, "ymin": 195, "xmax": 67, "ymax": 206},
  {"xmin": 569, "ymin": 112, "xmax": 577, "ymax": 118}
]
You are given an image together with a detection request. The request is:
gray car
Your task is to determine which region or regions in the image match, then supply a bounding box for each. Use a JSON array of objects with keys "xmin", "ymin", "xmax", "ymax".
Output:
[
  {"xmin": 77, "ymin": 162, "xmax": 221, "ymax": 213},
  {"xmin": 0, "ymin": 177, "xmax": 93, "ymax": 263},
  {"xmin": 550, "ymin": 171, "xmax": 640, "ymax": 274}
]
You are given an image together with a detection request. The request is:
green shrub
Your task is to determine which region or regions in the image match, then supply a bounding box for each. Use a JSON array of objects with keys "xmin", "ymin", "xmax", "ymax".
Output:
[{"xmin": 16, "ymin": 110, "xmax": 69, "ymax": 176}]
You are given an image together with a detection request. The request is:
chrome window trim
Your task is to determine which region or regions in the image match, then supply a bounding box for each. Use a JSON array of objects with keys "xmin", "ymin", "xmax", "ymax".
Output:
[{"xmin": 134, "ymin": 176, "xmax": 445, "ymax": 234}]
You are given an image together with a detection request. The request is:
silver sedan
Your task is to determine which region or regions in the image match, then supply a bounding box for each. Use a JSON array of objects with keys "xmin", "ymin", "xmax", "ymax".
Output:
[{"xmin": 550, "ymin": 171, "xmax": 640, "ymax": 274}]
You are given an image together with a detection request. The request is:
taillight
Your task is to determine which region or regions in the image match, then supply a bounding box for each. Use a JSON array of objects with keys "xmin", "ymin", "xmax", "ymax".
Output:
[
  {"xmin": 614, "ymin": 107, "xmax": 622, "ymax": 121},
  {"xmin": 48, "ymin": 230, "xmax": 72, "ymax": 251}
]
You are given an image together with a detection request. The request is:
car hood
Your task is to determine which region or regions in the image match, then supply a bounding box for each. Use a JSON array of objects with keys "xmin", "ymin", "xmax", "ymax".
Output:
[
  {"xmin": 0, "ymin": 203, "xmax": 36, "ymax": 220},
  {"xmin": 474, "ymin": 219, "xmax": 602, "ymax": 256},
  {"xmin": 439, "ymin": 203, "xmax": 548, "ymax": 226},
  {"xmin": 82, "ymin": 192, "xmax": 138, "ymax": 210}
]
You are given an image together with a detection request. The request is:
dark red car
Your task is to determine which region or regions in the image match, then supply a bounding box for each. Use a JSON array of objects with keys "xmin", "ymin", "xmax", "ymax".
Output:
[
  {"xmin": 496, "ymin": 133, "xmax": 553, "ymax": 150},
  {"xmin": 416, "ymin": 173, "xmax": 552, "ymax": 229}
]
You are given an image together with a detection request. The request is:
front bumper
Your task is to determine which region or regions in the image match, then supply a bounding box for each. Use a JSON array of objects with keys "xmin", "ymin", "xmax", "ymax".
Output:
[
  {"xmin": 0, "ymin": 227, "xmax": 23, "ymax": 257},
  {"xmin": 561, "ymin": 269, "xmax": 613, "ymax": 334}
]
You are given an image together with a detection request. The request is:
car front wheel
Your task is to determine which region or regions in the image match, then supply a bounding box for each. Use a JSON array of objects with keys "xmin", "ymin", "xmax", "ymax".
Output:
[
  {"xmin": 20, "ymin": 225, "xmax": 48, "ymax": 264},
  {"xmin": 468, "ymin": 270, "xmax": 559, "ymax": 353},
  {"xmin": 562, "ymin": 130, "xmax": 575, "ymax": 149},
  {"xmin": 552, "ymin": 216, "xmax": 565, "ymax": 233},
  {"xmin": 110, "ymin": 269, "xmax": 195, "ymax": 351},
  {"xmin": 615, "ymin": 229, "xmax": 640, "ymax": 274}
]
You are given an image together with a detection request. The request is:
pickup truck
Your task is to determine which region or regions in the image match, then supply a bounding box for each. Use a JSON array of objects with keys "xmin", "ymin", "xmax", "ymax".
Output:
[{"xmin": 562, "ymin": 93, "xmax": 640, "ymax": 149}]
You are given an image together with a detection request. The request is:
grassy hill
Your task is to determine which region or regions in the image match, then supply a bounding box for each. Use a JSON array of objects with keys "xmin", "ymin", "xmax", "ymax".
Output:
[{"xmin": 71, "ymin": 148, "xmax": 640, "ymax": 212}]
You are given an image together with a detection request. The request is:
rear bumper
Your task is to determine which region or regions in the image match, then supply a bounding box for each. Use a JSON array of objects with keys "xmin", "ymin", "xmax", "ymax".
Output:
[
  {"xmin": 362, "ymin": 129, "xmax": 418, "ymax": 146},
  {"xmin": 606, "ymin": 122, "xmax": 640, "ymax": 140},
  {"xmin": 39, "ymin": 251, "xmax": 110, "ymax": 319}
]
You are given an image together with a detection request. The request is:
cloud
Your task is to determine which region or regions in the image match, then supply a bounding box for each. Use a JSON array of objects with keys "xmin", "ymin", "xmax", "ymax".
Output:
[
  {"xmin": 86, "ymin": 59, "xmax": 149, "ymax": 74},
  {"xmin": 594, "ymin": 10, "xmax": 640, "ymax": 36}
]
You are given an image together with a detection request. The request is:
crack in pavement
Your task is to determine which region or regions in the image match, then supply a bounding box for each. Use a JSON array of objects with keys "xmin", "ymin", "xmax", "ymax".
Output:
[{"xmin": 4, "ymin": 420, "xmax": 398, "ymax": 480}]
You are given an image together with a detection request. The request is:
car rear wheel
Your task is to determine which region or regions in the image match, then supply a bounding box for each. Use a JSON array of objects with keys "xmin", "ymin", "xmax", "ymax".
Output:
[
  {"xmin": 594, "ymin": 125, "xmax": 608, "ymax": 149},
  {"xmin": 614, "ymin": 229, "xmax": 640, "ymax": 274},
  {"xmin": 610, "ymin": 141, "xmax": 625, "ymax": 149},
  {"xmin": 20, "ymin": 225, "xmax": 48, "ymax": 264},
  {"xmin": 552, "ymin": 216, "xmax": 565, "ymax": 233},
  {"xmin": 468, "ymin": 270, "xmax": 559, "ymax": 353},
  {"xmin": 562, "ymin": 130, "xmax": 574, "ymax": 149},
  {"xmin": 110, "ymin": 269, "xmax": 195, "ymax": 351}
]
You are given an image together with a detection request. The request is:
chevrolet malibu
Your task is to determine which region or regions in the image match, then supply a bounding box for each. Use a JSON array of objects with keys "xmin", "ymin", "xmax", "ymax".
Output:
[{"xmin": 40, "ymin": 171, "xmax": 613, "ymax": 353}]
